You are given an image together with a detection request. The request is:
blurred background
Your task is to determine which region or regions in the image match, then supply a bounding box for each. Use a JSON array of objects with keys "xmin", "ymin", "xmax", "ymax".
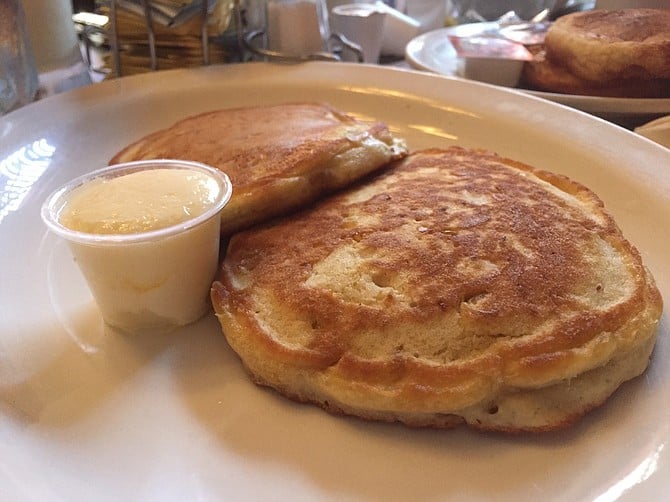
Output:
[{"xmin": 1, "ymin": 0, "xmax": 601, "ymax": 115}]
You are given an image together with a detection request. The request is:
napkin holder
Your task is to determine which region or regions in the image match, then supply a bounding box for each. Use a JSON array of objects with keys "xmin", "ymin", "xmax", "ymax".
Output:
[{"xmin": 106, "ymin": 0, "xmax": 363, "ymax": 76}]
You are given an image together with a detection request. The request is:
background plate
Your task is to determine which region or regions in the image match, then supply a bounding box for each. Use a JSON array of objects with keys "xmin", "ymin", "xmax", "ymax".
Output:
[
  {"xmin": 1, "ymin": 62, "xmax": 668, "ymax": 501},
  {"xmin": 405, "ymin": 24, "xmax": 670, "ymax": 128}
]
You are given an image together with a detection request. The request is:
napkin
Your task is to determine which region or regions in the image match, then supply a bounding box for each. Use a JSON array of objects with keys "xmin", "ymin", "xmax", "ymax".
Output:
[{"xmin": 635, "ymin": 116, "xmax": 670, "ymax": 149}]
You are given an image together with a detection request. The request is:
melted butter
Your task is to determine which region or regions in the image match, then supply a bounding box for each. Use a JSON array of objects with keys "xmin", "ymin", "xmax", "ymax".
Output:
[{"xmin": 60, "ymin": 168, "xmax": 220, "ymax": 234}]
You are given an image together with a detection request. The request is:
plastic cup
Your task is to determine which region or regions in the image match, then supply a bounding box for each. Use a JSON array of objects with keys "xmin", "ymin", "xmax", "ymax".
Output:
[{"xmin": 41, "ymin": 160, "xmax": 233, "ymax": 334}]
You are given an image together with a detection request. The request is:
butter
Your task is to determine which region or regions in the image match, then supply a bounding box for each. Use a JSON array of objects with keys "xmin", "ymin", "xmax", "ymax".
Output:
[
  {"xmin": 42, "ymin": 160, "xmax": 232, "ymax": 334},
  {"xmin": 60, "ymin": 169, "xmax": 221, "ymax": 234}
]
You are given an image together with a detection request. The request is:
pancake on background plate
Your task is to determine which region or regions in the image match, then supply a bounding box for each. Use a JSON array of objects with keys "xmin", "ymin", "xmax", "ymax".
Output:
[
  {"xmin": 110, "ymin": 102, "xmax": 408, "ymax": 235},
  {"xmin": 212, "ymin": 147, "xmax": 663, "ymax": 433},
  {"xmin": 522, "ymin": 8, "xmax": 670, "ymax": 97}
]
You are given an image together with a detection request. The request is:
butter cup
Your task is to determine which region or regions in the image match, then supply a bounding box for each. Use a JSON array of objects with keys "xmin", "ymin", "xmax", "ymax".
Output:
[{"xmin": 41, "ymin": 160, "xmax": 232, "ymax": 334}]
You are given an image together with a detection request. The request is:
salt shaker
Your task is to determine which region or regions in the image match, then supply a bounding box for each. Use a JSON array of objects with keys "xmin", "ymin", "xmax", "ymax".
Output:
[
  {"xmin": 0, "ymin": 0, "xmax": 39, "ymax": 115},
  {"xmin": 266, "ymin": 0, "xmax": 331, "ymax": 57}
]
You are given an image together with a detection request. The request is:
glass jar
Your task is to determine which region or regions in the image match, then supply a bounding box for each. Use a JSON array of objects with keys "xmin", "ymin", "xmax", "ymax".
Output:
[{"xmin": 0, "ymin": 0, "xmax": 39, "ymax": 115}]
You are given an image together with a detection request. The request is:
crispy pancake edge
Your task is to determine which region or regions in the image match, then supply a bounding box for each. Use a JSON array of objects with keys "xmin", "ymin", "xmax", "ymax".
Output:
[{"xmin": 110, "ymin": 102, "xmax": 408, "ymax": 235}]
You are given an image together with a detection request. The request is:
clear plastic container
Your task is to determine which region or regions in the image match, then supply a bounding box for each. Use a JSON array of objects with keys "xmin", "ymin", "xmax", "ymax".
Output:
[{"xmin": 41, "ymin": 160, "xmax": 232, "ymax": 334}]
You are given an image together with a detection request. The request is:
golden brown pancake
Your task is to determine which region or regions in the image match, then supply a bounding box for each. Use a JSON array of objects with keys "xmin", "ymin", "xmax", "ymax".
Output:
[
  {"xmin": 110, "ymin": 102, "xmax": 408, "ymax": 235},
  {"xmin": 520, "ymin": 9, "xmax": 670, "ymax": 97},
  {"xmin": 546, "ymin": 8, "xmax": 670, "ymax": 82},
  {"xmin": 211, "ymin": 147, "xmax": 663, "ymax": 433}
]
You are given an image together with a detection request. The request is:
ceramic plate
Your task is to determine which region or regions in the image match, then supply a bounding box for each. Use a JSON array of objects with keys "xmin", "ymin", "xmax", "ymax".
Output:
[
  {"xmin": 405, "ymin": 24, "xmax": 670, "ymax": 128},
  {"xmin": 635, "ymin": 115, "xmax": 670, "ymax": 149},
  {"xmin": 1, "ymin": 62, "xmax": 668, "ymax": 501}
]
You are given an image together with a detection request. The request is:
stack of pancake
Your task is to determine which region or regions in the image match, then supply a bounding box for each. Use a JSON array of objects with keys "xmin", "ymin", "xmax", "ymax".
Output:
[
  {"xmin": 111, "ymin": 102, "xmax": 663, "ymax": 433},
  {"xmin": 521, "ymin": 8, "xmax": 670, "ymax": 97}
]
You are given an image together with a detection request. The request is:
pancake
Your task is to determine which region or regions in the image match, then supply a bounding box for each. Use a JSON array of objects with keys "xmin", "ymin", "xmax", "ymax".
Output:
[
  {"xmin": 110, "ymin": 102, "xmax": 408, "ymax": 235},
  {"xmin": 521, "ymin": 48, "xmax": 670, "ymax": 98},
  {"xmin": 520, "ymin": 9, "xmax": 670, "ymax": 97},
  {"xmin": 211, "ymin": 147, "xmax": 663, "ymax": 433},
  {"xmin": 545, "ymin": 9, "xmax": 670, "ymax": 83}
]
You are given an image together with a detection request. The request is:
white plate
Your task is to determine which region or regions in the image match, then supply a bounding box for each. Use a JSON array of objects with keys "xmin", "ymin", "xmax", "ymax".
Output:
[
  {"xmin": 636, "ymin": 115, "xmax": 670, "ymax": 149},
  {"xmin": 1, "ymin": 62, "xmax": 669, "ymax": 501},
  {"xmin": 405, "ymin": 24, "xmax": 670, "ymax": 127}
]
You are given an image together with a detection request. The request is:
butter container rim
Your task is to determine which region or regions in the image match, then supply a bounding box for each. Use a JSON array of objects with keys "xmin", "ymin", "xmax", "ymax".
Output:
[{"xmin": 41, "ymin": 159, "xmax": 233, "ymax": 246}]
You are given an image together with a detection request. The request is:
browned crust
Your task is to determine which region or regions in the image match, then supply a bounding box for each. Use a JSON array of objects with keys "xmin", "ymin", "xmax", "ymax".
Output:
[
  {"xmin": 211, "ymin": 147, "xmax": 663, "ymax": 432},
  {"xmin": 236, "ymin": 328, "xmax": 657, "ymax": 433}
]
